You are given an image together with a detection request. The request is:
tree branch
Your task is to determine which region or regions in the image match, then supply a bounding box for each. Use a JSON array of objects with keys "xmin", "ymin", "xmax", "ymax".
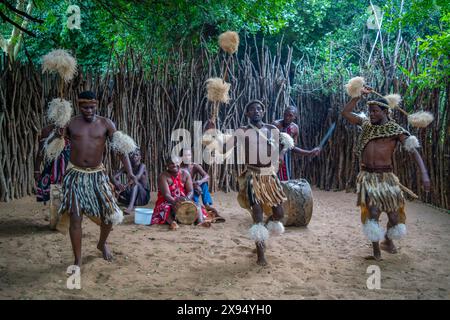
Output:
[
  {"xmin": 0, "ymin": 0, "xmax": 42, "ymax": 23},
  {"xmin": 0, "ymin": 10, "xmax": 36, "ymax": 37}
]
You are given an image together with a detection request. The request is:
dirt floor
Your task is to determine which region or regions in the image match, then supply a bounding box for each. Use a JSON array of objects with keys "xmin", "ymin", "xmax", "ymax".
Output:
[{"xmin": 0, "ymin": 189, "xmax": 449, "ymax": 300}]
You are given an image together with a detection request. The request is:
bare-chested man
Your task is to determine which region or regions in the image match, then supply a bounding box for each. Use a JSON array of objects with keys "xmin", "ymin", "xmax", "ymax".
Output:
[
  {"xmin": 273, "ymin": 106, "xmax": 321, "ymax": 180},
  {"xmin": 56, "ymin": 91, "xmax": 137, "ymax": 267},
  {"xmin": 230, "ymin": 100, "xmax": 288, "ymax": 266},
  {"xmin": 341, "ymin": 86, "xmax": 430, "ymax": 261}
]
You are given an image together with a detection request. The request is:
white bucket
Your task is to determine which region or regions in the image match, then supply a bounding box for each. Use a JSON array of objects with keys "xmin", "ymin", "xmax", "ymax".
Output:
[{"xmin": 134, "ymin": 208, "xmax": 153, "ymax": 225}]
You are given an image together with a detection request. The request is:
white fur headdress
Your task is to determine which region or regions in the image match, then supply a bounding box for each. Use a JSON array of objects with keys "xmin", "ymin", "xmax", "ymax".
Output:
[
  {"xmin": 47, "ymin": 98, "xmax": 73, "ymax": 128},
  {"xmin": 345, "ymin": 77, "xmax": 366, "ymax": 98},
  {"xmin": 206, "ymin": 78, "xmax": 231, "ymax": 103},
  {"xmin": 219, "ymin": 31, "xmax": 240, "ymax": 54},
  {"xmin": 110, "ymin": 131, "xmax": 137, "ymax": 155},
  {"xmin": 41, "ymin": 49, "xmax": 77, "ymax": 82}
]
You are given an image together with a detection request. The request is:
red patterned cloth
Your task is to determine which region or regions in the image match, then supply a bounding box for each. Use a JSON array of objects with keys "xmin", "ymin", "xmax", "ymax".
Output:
[{"xmin": 151, "ymin": 172, "xmax": 207, "ymax": 225}]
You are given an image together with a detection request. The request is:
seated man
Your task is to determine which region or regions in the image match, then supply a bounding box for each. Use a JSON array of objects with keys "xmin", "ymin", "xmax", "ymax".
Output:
[
  {"xmin": 180, "ymin": 149, "xmax": 213, "ymax": 207},
  {"xmin": 151, "ymin": 156, "xmax": 209, "ymax": 230},
  {"xmin": 112, "ymin": 149, "xmax": 150, "ymax": 215}
]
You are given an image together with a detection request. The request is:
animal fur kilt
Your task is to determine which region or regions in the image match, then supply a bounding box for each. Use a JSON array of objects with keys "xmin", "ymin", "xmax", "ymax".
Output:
[
  {"xmin": 58, "ymin": 162, "xmax": 123, "ymax": 229},
  {"xmin": 237, "ymin": 165, "xmax": 287, "ymax": 213},
  {"xmin": 356, "ymin": 168, "xmax": 406, "ymax": 225}
]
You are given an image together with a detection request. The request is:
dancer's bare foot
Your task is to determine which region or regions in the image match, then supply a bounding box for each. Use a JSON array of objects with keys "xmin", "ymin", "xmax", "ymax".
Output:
[
  {"xmin": 169, "ymin": 221, "xmax": 179, "ymax": 231},
  {"xmin": 256, "ymin": 242, "xmax": 267, "ymax": 266},
  {"xmin": 97, "ymin": 243, "xmax": 113, "ymax": 261},
  {"xmin": 365, "ymin": 242, "xmax": 382, "ymax": 261},
  {"xmin": 364, "ymin": 255, "xmax": 383, "ymax": 261},
  {"xmin": 381, "ymin": 239, "xmax": 398, "ymax": 254}
]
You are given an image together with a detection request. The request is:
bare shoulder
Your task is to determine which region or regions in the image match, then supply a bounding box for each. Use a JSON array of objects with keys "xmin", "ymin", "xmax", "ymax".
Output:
[
  {"xmin": 97, "ymin": 116, "xmax": 115, "ymax": 128},
  {"xmin": 193, "ymin": 163, "xmax": 205, "ymax": 171},
  {"xmin": 67, "ymin": 115, "xmax": 82, "ymax": 128},
  {"xmin": 272, "ymin": 119, "xmax": 282, "ymax": 127},
  {"xmin": 265, "ymin": 124, "xmax": 279, "ymax": 131}
]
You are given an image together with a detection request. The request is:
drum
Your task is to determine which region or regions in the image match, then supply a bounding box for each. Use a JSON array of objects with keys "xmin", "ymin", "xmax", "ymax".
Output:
[
  {"xmin": 237, "ymin": 177, "xmax": 313, "ymax": 227},
  {"xmin": 175, "ymin": 200, "xmax": 199, "ymax": 225},
  {"xmin": 280, "ymin": 179, "xmax": 313, "ymax": 227}
]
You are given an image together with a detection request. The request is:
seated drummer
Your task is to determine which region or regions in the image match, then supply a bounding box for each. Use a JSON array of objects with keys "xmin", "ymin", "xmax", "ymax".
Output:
[
  {"xmin": 151, "ymin": 156, "xmax": 208, "ymax": 230},
  {"xmin": 112, "ymin": 149, "xmax": 150, "ymax": 215},
  {"xmin": 180, "ymin": 148, "xmax": 214, "ymax": 208}
]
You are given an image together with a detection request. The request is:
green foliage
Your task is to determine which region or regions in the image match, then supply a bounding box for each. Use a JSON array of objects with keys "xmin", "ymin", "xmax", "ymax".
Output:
[{"xmin": 1, "ymin": 0, "xmax": 448, "ymax": 95}]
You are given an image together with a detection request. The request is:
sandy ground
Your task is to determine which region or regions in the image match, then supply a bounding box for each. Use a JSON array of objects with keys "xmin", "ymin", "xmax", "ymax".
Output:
[{"xmin": 0, "ymin": 189, "xmax": 449, "ymax": 300}]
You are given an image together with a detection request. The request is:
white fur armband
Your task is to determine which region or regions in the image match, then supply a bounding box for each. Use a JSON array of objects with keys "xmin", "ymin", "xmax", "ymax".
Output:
[
  {"xmin": 280, "ymin": 132, "xmax": 295, "ymax": 151},
  {"xmin": 249, "ymin": 223, "xmax": 269, "ymax": 243},
  {"xmin": 403, "ymin": 135, "xmax": 420, "ymax": 152},
  {"xmin": 267, "ymin": 221, "xmax": 285, "ymax": 236},
  {"xmin": 44, "ymin": 133, "xmax": 66, "ymax": 162},
  {"xmin": 110, "ymin": 131, "xmax": 137, "ymax": 155}
]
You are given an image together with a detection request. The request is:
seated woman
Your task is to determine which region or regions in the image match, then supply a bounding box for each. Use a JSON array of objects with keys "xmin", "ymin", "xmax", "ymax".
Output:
[
  {"xmin": 113, "ymin": 149, "xmax": 150, "ymax": 215},
  {"xmin": 151, "ymin": 156, "xmax": 209, "ymax": 230}
]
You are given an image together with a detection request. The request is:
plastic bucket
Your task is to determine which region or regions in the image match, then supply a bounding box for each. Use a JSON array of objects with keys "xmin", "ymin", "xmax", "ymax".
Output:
[{"xmin": 134, "ymin": 208, "xmax": 153, "ymax": 225}]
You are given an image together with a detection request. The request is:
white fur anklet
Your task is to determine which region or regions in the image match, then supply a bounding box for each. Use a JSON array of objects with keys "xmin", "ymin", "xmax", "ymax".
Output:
[
  {"xmin": 386, "ymin": 224, "xmax": 407, "ymax": 240},
  {"xmin": 266, "ymin": 220, "xmax": 285, "ymax": 236},
  {"xmin": 363, "ymin": 219, "xmax": 385, "ymax": 242},
  {"xmin": 249, "ymin": 223, "xmax": 269, "ymax": 243}
]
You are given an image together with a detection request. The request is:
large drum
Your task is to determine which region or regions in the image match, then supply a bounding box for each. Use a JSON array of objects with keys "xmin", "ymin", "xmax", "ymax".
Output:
[
  {"xmin": 175, "ymin": 200, "xmax": 199, "ymax": 225},
  {"xmin": 280, "ymin": 179, "xmax": 313, "ymax": 227},
  {"xmin": 238, "ymin": 177, "xmax": 313, "ymax": 227}
]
